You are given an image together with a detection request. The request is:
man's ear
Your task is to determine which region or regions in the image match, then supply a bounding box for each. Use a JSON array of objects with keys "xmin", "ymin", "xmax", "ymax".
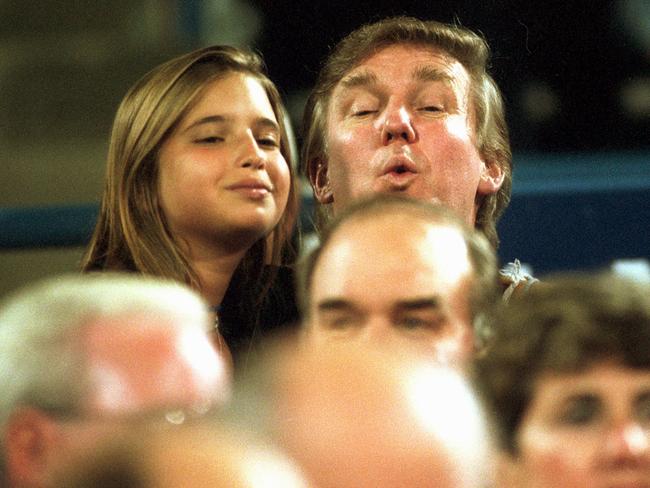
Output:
[
  {"xmin": 477, "ymin": 158, "xmax": 505, "ymax": 197},
  {"xmin": 308, "ymin": 158, "xmax": 334, "ymax": 204},
  {"xmin": 4, "ymin": 407, "xmax": 61, "ymax": 487}
]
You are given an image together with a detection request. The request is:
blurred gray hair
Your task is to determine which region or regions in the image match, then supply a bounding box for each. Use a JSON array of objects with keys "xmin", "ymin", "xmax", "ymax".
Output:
[{"xmin": 0, "ymin": 272, "xmax": 210, "ymax": 478}]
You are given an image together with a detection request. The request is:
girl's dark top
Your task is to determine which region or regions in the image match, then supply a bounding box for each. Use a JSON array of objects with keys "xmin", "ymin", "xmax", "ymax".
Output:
[{"xmin": 218, "ymin": 265, "xmax": 299, "ymax": 369}]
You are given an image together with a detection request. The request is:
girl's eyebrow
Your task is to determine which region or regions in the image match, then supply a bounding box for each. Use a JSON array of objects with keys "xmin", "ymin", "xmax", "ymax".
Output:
[
  {"xmin": 183, "ymin": 115, "xmax": 227, "ymax": 133},
  {"xmin": 255, "ymin": 117, "xmax": 281, "ymax": 133},
  {"xmin": 183, "ymin": 115, "xmax": 280, "ymax": 133}
]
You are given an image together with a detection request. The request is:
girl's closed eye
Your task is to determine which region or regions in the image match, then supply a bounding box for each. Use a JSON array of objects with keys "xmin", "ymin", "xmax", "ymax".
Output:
[
  {"xmin": 257, "ymin": 135, "xmax": 280, "ymax": 148},
  {"xmin": 194, "ymin": 135, "xmax": 224, "ymax": 144}
]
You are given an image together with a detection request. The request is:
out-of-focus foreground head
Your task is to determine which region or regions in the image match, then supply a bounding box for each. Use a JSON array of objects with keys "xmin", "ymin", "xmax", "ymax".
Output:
[
  {"xmin": 473, "ymin": 273, "xmax": 650, "ymax": 488},
  {"xmin": 56, "ymin": 423, "xmax": 310, "ymax": 488},
  {"xmin": 0, "ymin": 273, "xmax": 230, "ymax": 488},
  {"xmin": 302, "ymin": 16, "xmax": 511, "ymax": 249},
  {"xmin": 228, "ymin": 339, "xmax": 494, "ymax": 488},
  {"xmin": 298, "ymin": 194, "xmax": 498, "ymax": 364}
]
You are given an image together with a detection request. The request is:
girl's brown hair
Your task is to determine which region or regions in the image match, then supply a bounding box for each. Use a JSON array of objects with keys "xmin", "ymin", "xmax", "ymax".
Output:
[{"xmin": 82, "ymin": 45, "xmax": 299, "ymax": 306}]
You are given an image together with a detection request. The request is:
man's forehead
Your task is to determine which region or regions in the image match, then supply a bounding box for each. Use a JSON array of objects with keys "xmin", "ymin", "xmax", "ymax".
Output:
[
  {"xmin": 330, "ymin": 212, "xmax": 459, "ymax": 244},
  {"xmin": 317, "ymin": 216, "xmax": 472, "ymax": 280},
  {"xmin": 336, "ymin": 43, "xmax": 466, "ymax": 88},
  {"xmin": 81, "ymin": 313, "xmax": 178, "ymax": 349},
  {"xmin": 80, "ymin": 317, "xmax": 226, "ymax": 415}
]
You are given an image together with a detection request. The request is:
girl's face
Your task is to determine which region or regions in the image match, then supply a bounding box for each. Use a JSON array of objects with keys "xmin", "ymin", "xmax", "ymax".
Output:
[
  {"xmin": 501, "ymin": 362, "xmax": 650, "ymax": 488},
  {"xmin": 157, "ymin": 71, "xmax": 290, "ymax": 253}
]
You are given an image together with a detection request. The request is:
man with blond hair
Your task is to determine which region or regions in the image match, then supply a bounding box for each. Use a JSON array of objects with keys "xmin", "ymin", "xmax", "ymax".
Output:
[
  {"xmin": 302, "ymin": 16, "xmax": 511, "ymax": 249},
  {"xmin": 301, "ymin": 16, "xmax": 539, "ymax": 294}
]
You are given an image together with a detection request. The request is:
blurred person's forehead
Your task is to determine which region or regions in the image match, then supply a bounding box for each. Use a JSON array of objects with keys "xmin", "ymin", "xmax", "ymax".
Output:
[
  {"xmin": 311, "ymin": 215, "xmax": 473, "ymax": 314},
  {"xmin": 80, "ymin": 314, "xmax": 229, "ymax": 415},
  {"xmin": 323, "ymin": 215, "xmax": 471, "ymax": 279},
  {"xmin": 261, "ymin": 341, "xmax": 491, "ymax": 487}
]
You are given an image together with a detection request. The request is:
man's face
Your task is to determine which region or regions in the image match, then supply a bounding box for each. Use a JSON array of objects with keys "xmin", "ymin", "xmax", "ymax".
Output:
[
  {"xmin": 48, "ymin": 315, "xmax": 229, "ymax": 476},
  {"xmin": 315, "ymin": 43, "xmax": 502, "ymax": 225},
  {"xmin": 307, "ymin": 215, "xmax": 474, "ymax": 365}
]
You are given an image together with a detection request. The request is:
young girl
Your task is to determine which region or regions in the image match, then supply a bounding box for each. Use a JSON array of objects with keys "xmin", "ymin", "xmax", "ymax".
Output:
[{"xmin": 82, "ymin": 46, "xmax": 299, "ymax": 367}]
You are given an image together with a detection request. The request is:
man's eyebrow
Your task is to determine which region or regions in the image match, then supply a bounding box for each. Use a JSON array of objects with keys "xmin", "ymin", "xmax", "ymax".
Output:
[
  {"xmin": 338, "ymin": 66, "xmax": 452, "ymax": 93},
  {"xmin": 338, "ymin": 70, "xmax": 379, "ymax": 89},
  {"xmin": 394, "ymin": 297, "xmax": 442, "ymax": 311},
  {"xmin": 316, "ymin": 298, "xmax": 356, "ymax": 311},
  {"xmin": 412, "ymin": 65, "xmax": 454, "ymax": 84}
]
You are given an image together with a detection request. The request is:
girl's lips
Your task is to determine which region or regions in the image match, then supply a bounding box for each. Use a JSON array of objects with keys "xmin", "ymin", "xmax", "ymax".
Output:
[
  {"xmin": 227, "ymin": 179, "xmax": 273, "ymax": 200},
  {"xmin": 229, "ymin": 186, "xmax": 270, "ymax": 200},
  {"xmin": 227, "ymin": 178, "xmax": 272, "ymax": 191}
]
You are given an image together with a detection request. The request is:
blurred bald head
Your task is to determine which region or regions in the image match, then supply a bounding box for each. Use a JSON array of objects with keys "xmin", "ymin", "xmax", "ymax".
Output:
[
  {"xmin": 230, "ymin": 340, "xmax": 493, "ymax": 487},
  {"xmin": 299, "ymin": 194, "xmax": 498, "ymax": 364},
  {"xmin": 57, "ymin": 424, "xmax": 309, "ymax": 488}
]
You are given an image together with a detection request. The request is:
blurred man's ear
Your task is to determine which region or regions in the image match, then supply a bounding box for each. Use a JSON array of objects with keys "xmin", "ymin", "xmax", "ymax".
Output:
[
  {"xmin": 4, "ymin": 407, "xmax": 61, "ymax": 487},
  {"xmin": 477, "ymin": 158, "xmax": 505, "ymax": 197},
  {"xmin": 309, "ymin": 158, "xmax": 334, "ymax": 204}
]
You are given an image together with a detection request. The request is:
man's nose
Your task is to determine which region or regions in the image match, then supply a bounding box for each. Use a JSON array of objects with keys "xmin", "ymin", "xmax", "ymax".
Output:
[
  {"xmin": 361, "ymin": 317, "xmax": 394, "ymax": 345},
  {"xmin": 381, "ymin": 106, "xmax": 416, "ymax": 145}
]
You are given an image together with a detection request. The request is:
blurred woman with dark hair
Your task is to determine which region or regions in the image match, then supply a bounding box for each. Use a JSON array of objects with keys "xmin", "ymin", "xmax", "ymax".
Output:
[{"xmin": 474, "ymin": 273, "xmax": 650, "ymax": 488}]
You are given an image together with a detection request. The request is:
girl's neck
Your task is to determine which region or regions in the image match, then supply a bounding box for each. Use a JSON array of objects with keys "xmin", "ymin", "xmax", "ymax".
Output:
[
  {"xmin": 192, "ymin": 250, "xmax": 245, "ymax": 306},
  {"xmin": 181, "ymin": 235, "xmax": 250, "ymax": 307},
  {"xmin": 177, "ymin": 228, "xmax": 262, "ymax": 306}
]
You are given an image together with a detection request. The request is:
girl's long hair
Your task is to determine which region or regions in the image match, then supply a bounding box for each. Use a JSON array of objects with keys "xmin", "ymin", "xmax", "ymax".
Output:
[{"xmin": 82, "ymin": 45, "xmax": 299, "ymax": 309}]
